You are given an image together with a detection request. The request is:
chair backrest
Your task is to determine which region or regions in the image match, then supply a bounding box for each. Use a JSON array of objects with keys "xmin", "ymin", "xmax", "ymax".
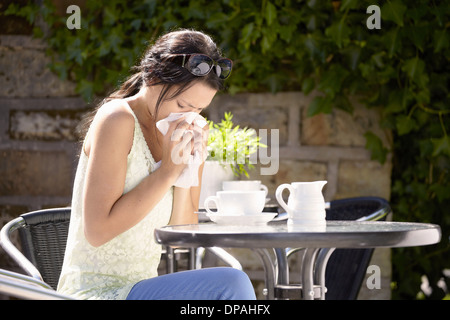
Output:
[
  {"xmin": 17, "ymin": 208, "xmax": 71, "ymax": 290},
  {"xmin": 324, "ymin": 197, "xmax": 390, "ymax": 300},
  {"xmin": 326, "ymin": 196, "xmax": 390, "ymax": 221}
]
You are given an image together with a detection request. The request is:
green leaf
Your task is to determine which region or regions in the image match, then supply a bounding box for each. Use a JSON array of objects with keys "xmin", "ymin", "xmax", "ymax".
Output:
[
  {"xmin": 306, "ymin": 14, "xmax": 317, "ymax": 31},
  {"xmin": 430, "ymin": 183, "xmax": 450, "ymax": 202},
  {"xmin": 307, "ymin": 96, "xmax": 333, "ymax": 117},
  {"xmin": 98, "ymin": 42, "xmax": 111, "ymax": 57},
  {"xmin": 364, "ymin": 131, "xmax": 388, "ymax": 164},
  {"xmin": 431, "ymin": 136, "xmax": 450, "ymax": 157},
  {"xmin": 342, "ymin": 46, "xmax": 361, "ymax": 70},
  {"xmin": 130, "ymin": 19, "xmax": 142, "ymax": 30},
  {"xmin": 415, "ymin": 88, "xmax": 430, "ymax": 105},
  {"xmin": 340, "ymin": 0, "xmax": 359, "ymax": 11},
  {"xmin": 396, "ymin": 115, "xmax": 417, "ymax": 135},
  {"xmin": 430, "ymin": 2, "xmax": 447, "ymax": 27},
  {"xmin": 261, "ymin": 35, "xmax": 270, "ymax": 52},
  {"xmin": 304, "ymin": 34, "xmax": 320, "ymax": 60},
  {"xmin": 240, "ymin": 23, "xmax": 255, "ymax": 49},
  {"xmin": 279, "ymin": 24, "xmax": 296, "ymax": 43},
  {"xmin": 206, "ymin": 12, "xmax": 229, "ymax": 28},
  {"xmin": 405, "ymin": 25, "xmax": 428, "ymax": 52},
  {"xmin": 103, "ymin": 7, "xmax": 118, "ymax": 26},
  {"xmin": 77, "ymin": 79, "xmax": 94, "ymax": 101},
  {"xmin": 187, "ymin": 0, "xmax": 205, "ymax": 19},
  {"xmin": 301, "ymin": 78, "xmax": 315, "ymax": 94},
  {"xmin": 401, "ymin": 57, "xmax": 428, "ymax": 87},
  {"xmin": 261, "ymin": 27, "xmax": 277, "ymax": 53},
  {"xmin": 433, "ymin": 29, "xmax": 449, "ymax": 53},
  {"xmin": 381, "ymin": 0, "xmax": 407, "ymax": 27},
  {"xmin": 384, "ymin": 89, "xmax": 413, "ymax": 115},
  {"xmin": 318, "ymin": 65, "xmax": 349, "ymax": 97},
  {"xmin": 334, "ymin": 94, "xmax": 353, "ymax": 113},
  {"xmin": 325, "ymin": 18, "xmax": 351, "ymax": 49},
  {"xmin": 384, "ymin": 27, "xmax": 401, "ymax": 58},
  {"xmin": 265, "ymin": 1, "xmax": 277, "ymax": 26}
]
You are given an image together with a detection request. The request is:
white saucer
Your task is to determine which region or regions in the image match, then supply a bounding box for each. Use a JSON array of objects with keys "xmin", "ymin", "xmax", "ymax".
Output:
[{"xmin": 206, "ymin": 212, "xmax": 277, "ymax": 226}]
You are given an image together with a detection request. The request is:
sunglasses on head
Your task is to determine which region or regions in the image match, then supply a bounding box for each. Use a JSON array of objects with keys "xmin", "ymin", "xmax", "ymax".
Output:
[{"xmin": 174, "ymin": 54, "xmax": 233, "ymax": 80}]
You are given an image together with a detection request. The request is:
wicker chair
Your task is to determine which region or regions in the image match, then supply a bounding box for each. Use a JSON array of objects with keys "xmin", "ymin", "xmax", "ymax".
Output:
[{"xmin": 0, "ymin": 208, "xmax": 71, "ymax": 291}]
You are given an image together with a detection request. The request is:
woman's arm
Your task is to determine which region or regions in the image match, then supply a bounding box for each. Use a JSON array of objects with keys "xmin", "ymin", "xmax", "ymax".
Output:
[
  {"xmin": 82, "ymin": 102, "xmax": 191, "ymax": 247},
  {"xmin": 169, "ymin": 162, "xmax": 205, "ymax": 225}
]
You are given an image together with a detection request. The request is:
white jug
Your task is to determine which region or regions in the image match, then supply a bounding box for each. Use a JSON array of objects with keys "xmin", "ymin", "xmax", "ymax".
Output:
[{"xmin": 276, "ymin": 181, "xmax": 327, "ymax": 230}]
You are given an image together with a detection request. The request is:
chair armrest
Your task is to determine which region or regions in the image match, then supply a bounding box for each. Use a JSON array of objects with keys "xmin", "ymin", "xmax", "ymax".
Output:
[
  {"xmin": 0, "ymin": 217, "xmax": 45, "ymax": 285},
  {"xmin": 0, "ymin": 269, "xmax": 74, "ymax": 300}
]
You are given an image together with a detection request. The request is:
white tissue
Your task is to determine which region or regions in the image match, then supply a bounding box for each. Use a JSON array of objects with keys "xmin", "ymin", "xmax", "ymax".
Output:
[
  {"xmin": 155, "ymin": 112, "xmax": 208, "ymax": 188},
  {"xmin": 156, "ymin": 112, "xmax": 207, "ymax": 135}
]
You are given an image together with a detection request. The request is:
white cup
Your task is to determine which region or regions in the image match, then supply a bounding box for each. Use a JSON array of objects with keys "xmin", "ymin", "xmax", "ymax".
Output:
[
  {"xmin": 204, "ymin": 190, "xmax": 266, "ymax": 216},
  {"xmin": 222, "ymin": 180, "xmax": 268, "ymax": 197}
]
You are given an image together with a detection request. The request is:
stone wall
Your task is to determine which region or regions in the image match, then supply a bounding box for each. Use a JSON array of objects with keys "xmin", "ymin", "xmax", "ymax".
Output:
[
  {"xmin": 0, "ymin": 34, "xmax": 393, "ymax": 299},
  {"xmin": 0, "ymin": 35, "xmax": 87, "ymax": 278}
]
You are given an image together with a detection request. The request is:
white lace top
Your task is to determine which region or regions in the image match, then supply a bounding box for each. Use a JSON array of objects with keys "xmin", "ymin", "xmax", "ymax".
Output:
[{"xmin": 57, "ymin": 102, "xmax": 173, "ymax": 300}]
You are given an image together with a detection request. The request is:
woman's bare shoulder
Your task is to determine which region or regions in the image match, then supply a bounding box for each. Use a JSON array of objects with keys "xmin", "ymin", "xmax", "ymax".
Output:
[
  {"xmin": 96, "ymin": 99, "xmax": 135, "ymax": 125},
  {"xmin": 85, "ymin": 100, "xmax": 135, "ymax": 156}
]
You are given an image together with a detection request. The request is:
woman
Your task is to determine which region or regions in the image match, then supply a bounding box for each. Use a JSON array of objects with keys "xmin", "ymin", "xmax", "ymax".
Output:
[{"xmin": 57, "ymin": 29, "xmax": 256, "ymax": 300}]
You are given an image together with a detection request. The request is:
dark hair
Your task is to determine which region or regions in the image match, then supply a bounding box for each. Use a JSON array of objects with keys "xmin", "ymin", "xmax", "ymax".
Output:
[{"xmin": 77, "ymin": 29, "xmax": 226, "ymax": 139}]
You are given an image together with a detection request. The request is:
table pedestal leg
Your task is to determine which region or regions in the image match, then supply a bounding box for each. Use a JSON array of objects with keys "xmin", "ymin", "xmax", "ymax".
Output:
[
  {"xmin": 254, "ymin": 247, "xmax": 334, "ymax": 300},
  {"xmin": 275, "ymin": 248, "xmax": 289, "ymax": 285},
  {"xmin": 314, "ymin": 248, "xmax": 336, "ymax": 300},
  {"xmin": 302, "ymin": 248, "xmax": 320, "ymax": 300},
  {"xmin": 253, "ymin": 249, "xmax": 276, "ymax": 300}
]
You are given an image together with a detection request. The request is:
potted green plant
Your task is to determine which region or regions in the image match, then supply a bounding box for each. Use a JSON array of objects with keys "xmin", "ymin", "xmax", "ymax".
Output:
[
  {"xmin": 207, "ymin": 112, "xmax": 266, "ymax": 177},
  {"xmin": 199, "ymin": 112, "xmax": 266, "ymax": 208}
]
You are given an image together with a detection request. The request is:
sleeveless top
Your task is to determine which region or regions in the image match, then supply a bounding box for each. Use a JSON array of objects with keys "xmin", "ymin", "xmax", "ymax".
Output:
[{"xmin": 57, "ymin": 101, "xmax": 173, "ymax": 300}]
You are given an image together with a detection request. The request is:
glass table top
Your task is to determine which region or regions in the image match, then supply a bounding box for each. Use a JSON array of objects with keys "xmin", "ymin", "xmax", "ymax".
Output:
[{"xmin": 155, "ymin": 220, "xmax": 441, "ymax": 249}]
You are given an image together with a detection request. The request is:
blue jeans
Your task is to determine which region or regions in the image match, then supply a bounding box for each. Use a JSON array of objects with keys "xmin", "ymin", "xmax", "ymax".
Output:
[{"xmin": 126, "ymin": 267, "xmax": 256, "ymax": 300}]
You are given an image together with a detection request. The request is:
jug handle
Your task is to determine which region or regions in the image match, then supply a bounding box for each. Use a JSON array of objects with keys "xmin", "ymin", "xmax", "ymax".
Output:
[{"xmin": 276, "ymin": 184, "xmax": 293, "ymax": 213}]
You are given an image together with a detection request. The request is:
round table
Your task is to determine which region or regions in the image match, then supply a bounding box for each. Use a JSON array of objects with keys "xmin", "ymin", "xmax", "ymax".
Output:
[{"xmin": 155, "ymin": 220, "xmax": 441, "ymax": 299}]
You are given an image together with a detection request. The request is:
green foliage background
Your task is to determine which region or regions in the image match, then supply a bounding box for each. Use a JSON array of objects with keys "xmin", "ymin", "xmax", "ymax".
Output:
[{"xmin": 5, "ymin": 0, "xmax": 449, "ymax": 299}]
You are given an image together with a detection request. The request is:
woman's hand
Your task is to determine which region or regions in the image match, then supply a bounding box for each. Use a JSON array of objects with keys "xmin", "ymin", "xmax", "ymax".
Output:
[
  {"xmin": 192, "ymin": 121, "xmax": 209, "ymax": 162},
  {"xmin": 159, "ymin": 117, "xmax": 195, "ymax": 180}
]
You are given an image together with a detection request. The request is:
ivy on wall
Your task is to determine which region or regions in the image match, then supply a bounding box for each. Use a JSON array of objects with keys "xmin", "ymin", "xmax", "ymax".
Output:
[{"xmin": 4, "ymin": 0, "xmax": 449, "ymax": 299}]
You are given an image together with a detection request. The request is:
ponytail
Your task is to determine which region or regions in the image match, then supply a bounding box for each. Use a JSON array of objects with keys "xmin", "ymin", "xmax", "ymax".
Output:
[
  {"xmin": 76, "ymin": 71, "xmax": 144, "ymax": 140},
  {"xmin": 106, "ymin": 71, "xmax": 144, "ymax": 102}
]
